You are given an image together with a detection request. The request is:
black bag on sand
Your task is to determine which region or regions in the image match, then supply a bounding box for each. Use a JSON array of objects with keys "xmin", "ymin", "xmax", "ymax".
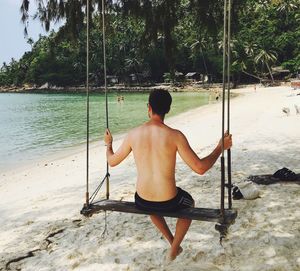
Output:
[{"xmin": 248, "ymin": 167, "xmax": 300, "ymax": 185}]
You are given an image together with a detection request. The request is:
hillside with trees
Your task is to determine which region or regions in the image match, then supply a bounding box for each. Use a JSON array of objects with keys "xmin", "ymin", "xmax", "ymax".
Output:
[{"xmin": 0, "ymin": 0, "xmax": 299, "ymax": 88}]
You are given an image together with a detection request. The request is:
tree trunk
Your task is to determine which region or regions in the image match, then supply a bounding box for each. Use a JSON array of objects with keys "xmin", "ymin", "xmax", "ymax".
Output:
[
  {"xmin": 242, "ymin": 70, "xmax": 263, "ymax": 81},
  {"xmin": 266, "ymin": 63, "xmax": 274, "ymax": 83},
  {"xmin": 134, "ymin": 65, "xmax": 141, "ymax": 86}
]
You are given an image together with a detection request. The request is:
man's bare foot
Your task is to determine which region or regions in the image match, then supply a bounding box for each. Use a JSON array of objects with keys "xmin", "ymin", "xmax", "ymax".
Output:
[{"xmin": 166, "ymin": 246, "xmax": 183, "ymax": 262}]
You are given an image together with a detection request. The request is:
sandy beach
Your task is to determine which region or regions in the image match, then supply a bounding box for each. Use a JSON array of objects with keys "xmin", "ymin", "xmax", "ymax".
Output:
[{"xmin": 1, "ymin": 86, "xmax": 299, "ymax": 271}]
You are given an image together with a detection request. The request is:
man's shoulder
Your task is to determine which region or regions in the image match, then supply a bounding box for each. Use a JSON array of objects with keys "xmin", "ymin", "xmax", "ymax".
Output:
[
  {"xmin": 170, "ymin": 129, "xmax": 189, "ymax": 145},
  {"xmin": 168, "ymin": 127, "xmax": 184, "ymax": 137},
  {"xmin": 127, "ymin": 124, "xmax": 145, "ymax": 138},
  {"xmin": 130, "ymin": 123, "xmax": 145, "ymax": 133},
  {"xmin": 163, "ymin": 126, "xmax": 187, "ymax": 144}
]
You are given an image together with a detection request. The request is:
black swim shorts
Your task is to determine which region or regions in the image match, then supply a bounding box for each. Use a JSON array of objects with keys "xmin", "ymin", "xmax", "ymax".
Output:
[{"xmin": 135, "ymin": 187, "xmax": 194, "ymax": 212}]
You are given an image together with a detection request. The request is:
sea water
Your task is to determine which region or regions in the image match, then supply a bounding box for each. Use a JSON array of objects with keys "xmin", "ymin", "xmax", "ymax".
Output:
[{"xmin": 0, "ymin": 91, "xmax": 210, "ymax": 171}]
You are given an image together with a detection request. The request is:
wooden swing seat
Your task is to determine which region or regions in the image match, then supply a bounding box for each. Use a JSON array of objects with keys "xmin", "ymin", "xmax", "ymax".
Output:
[{"xmin": 81, "ymin": 199, "xmax": 237, "ymax": 224}]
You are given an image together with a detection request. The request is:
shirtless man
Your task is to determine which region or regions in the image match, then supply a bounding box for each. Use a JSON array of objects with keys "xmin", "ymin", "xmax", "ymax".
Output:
[{"xmin": 104, "ymin": 89, "xmax": 232, "ymax": 261}]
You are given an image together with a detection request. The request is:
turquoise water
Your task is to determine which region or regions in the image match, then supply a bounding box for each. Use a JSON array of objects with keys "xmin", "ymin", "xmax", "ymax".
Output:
[{"xmin": 0, "ymin": 92, "xmax": 210, "ymax": 171}]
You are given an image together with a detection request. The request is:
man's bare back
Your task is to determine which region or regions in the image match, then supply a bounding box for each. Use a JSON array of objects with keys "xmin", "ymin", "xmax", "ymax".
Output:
[{"xmin": 130, "ymin": 120, "xmax": 178, "ymax": 201}]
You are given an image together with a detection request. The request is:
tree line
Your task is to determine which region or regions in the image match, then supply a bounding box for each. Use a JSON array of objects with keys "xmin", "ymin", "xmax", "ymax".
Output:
[{"xmin": 0, "ymin": 0, "xmax": 299, "ymax": 88}]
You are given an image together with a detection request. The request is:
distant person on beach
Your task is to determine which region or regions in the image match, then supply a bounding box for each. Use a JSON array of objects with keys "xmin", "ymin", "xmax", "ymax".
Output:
[
  {"xmin": 117, "ymin": 95, "xmax": 124, "ymax": 103},
  {"xmin": 214, "ymin": 90, "xmax": 220, "ymax": 101},
  {"xmin": 104, "ymin": 89, "xmax": 232, "ymax": 261}
]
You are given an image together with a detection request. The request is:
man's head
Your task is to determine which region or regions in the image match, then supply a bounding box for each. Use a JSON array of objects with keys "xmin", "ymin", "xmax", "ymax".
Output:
[{"xmin": 148, "ymin": 89, "xmax": 172, "ymax": 118}]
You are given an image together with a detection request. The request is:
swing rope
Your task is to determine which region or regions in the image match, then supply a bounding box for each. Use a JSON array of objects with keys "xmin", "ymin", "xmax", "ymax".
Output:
[
  {"xmin": 220, "ymin": 0, "xmax": 228, "ymax": 219},
  {"xmin": 85, "ymin": 0, "xmax": 90, "ymax": 207},
  {"xmin": 102, "ymin": 0, "xmax": 110, "ymax": 201},
  {"xmin": 227, "ymin": 0, "xmax": 233, "ymax": 210}
]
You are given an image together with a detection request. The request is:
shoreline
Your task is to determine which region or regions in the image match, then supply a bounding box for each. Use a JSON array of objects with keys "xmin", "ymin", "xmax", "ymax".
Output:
[
  {"xmin": 1, "ymin": 85, "xmax": 300, "ymax": 270},
  {"xmin": 0, "ymin": 81, "xmax": 293, "ymax": 94},
  {"xmin": 0, "ymin": 83, "xmax": 214, "ymax": 94},
  {"xmin": 0, "ymin": 82, "xmax": 252, "ymax": 94}
]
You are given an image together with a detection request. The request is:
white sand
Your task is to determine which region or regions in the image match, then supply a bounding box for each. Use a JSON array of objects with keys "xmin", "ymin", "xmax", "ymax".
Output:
[{"xmin": 1, "ymin": 86, "xmax": 300, "ymax": 271}]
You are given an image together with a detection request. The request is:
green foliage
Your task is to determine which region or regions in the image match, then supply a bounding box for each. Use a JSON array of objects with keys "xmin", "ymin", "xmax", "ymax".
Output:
[{"xmin": 1, "ymin": 0, "xmax": 299, "ymax": 87}]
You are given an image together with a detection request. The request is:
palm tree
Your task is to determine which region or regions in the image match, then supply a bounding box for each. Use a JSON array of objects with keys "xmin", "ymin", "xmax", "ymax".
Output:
[
  {"xmin": 20, "ymin": 0, "xmax": 95, "ymax": 38},
  {"xmin": 275, "ymin": 0, "xmax": 299, "ymax": 13},
  {"xmin": 1, "ymin": 62, "xmax": 8, "ymax": 73},
  {"xmin": 125, "ymin": 57, "xmax": 142, "ymax": 85},
  {"xmin": 190, "ymin": 38, "xmax": 209, "ymax": 76},
  {"xmin": 27, "ymin": 38, "xmax": 34, "ymax": 49},
  {"xmin": 231, "ymin": 40, "xmax": 263, "ymax": 83},
  {"xmin": 244, "ymin": 42, "xmax": 258, "ymax": 58},
  {"xmin": 254, "ymin": 49, "xmax": 277, "ymax": 83},
  {"xmin": 122, "ymin": 0, "xmax": 181, "ymax": 80}
]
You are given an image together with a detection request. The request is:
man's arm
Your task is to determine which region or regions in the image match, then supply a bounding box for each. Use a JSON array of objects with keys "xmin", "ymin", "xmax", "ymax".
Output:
[
  {"xmin": 176, "ymin": 131, "xmax": 232, "ymax": 175},
  {"xmin": 104, "ymin": 129, "xmax": 132, "ymax": 167}
]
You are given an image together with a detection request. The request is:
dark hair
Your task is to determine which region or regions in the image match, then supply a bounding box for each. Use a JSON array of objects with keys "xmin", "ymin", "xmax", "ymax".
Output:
[{"xmin": 148, "ymin": 89, "xmax": 172, "ymax": 116}]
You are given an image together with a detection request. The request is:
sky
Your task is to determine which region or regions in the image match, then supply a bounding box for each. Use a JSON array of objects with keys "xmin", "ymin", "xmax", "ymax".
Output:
[{"xmin": 0, "ymin": 0, "xmax": 62, "ymax": 65}]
